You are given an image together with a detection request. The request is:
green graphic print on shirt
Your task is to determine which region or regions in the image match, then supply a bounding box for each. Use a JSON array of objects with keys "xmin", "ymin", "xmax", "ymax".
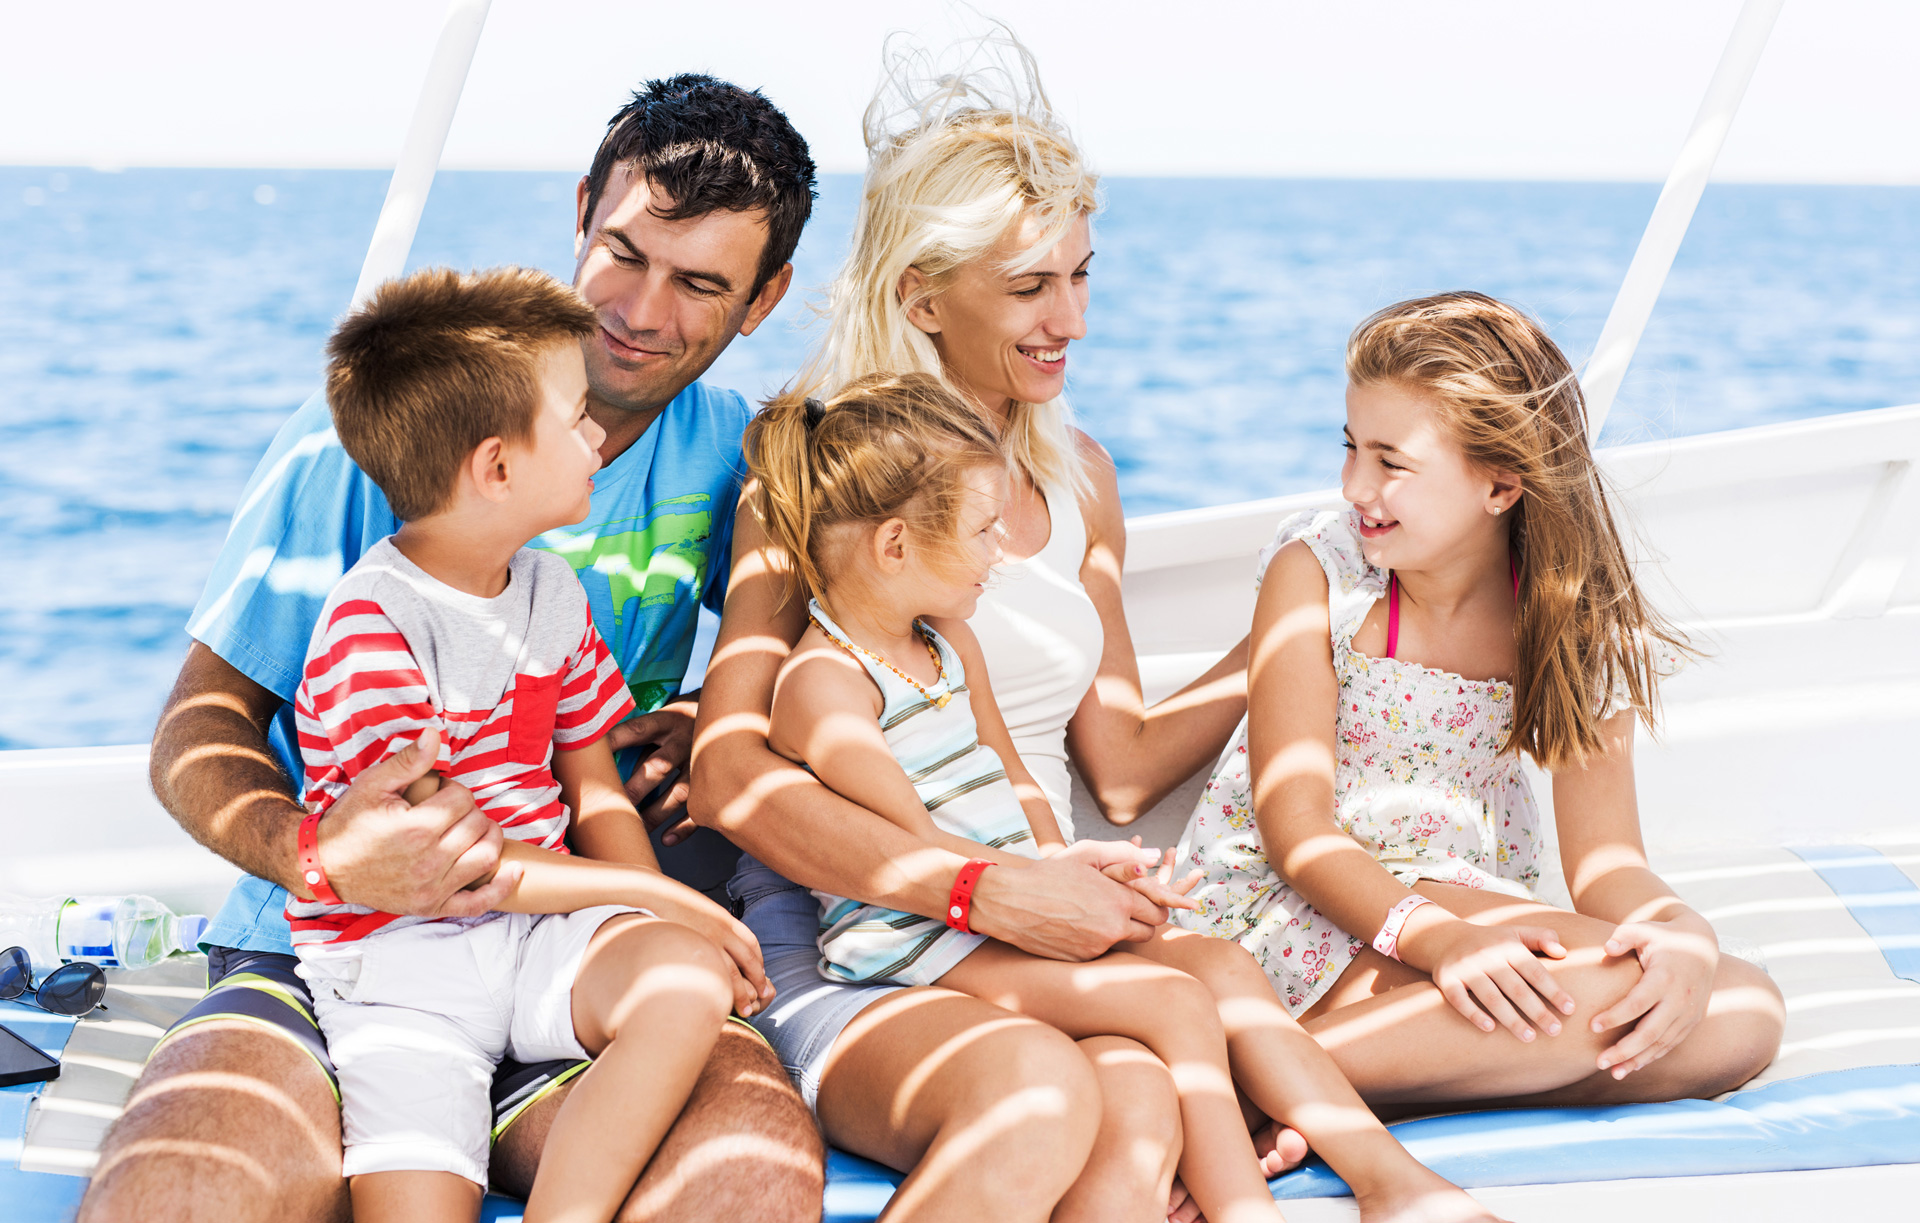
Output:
[{"xmin": 536, "ymin": 492, "xmax": 716, "ymax": 715}]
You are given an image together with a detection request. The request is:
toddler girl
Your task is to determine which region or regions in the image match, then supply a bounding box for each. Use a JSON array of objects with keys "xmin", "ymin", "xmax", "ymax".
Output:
[
  {"xmin": 1176, "ymin": 292, "xmax": 1782, "ymax": 1105},
  {"xmin": 746, "ymin": 371, "xmax": 1503, "ymax": 1223}
]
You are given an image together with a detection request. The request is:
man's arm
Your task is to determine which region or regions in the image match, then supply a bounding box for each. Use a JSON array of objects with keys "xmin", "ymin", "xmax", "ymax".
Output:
[
  {"xmin": 150, "ymin": 642, "xmax": 513, "ymax": 915},
  {"xmin": 687, "ymin": 500, "xmax": 1169, "ymax": 961}
]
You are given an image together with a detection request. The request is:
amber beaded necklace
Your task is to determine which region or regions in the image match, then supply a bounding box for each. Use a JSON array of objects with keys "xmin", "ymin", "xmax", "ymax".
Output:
[{"xmin": 809, "ymin": 612, "xmax": 952, "ymax": 709}]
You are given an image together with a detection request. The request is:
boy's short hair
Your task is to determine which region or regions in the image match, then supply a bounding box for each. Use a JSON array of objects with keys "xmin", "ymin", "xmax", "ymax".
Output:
[{"xmin": 326, "ymin": 267, "xmax": 597, "ymax": 521}]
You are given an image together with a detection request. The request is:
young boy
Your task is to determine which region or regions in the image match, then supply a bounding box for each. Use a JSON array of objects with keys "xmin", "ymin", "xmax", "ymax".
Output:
[{"xmin": 288, "ymin": 267, "xmax": 754, "ymax": 1223}]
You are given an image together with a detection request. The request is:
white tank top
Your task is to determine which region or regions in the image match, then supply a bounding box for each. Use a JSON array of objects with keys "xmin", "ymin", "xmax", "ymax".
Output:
[{"xmin": 969, "ymin": 483, "xmax": 1104, "ymax": 842}]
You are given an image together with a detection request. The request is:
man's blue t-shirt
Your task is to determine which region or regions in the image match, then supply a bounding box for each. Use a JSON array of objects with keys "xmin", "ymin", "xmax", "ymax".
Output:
[{"xmin": 190, "ymin": 382, "xmax": 751, "ymax": 954}]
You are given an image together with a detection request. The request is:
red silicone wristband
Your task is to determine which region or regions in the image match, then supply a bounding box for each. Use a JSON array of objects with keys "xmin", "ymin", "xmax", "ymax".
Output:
[
  {"xmin": 946, "ymin": 859, "xmax": 994, "ymax": 934},
  {"xmin": 297, "ymin": 810, "xmax": 343, "ymax": 906}
]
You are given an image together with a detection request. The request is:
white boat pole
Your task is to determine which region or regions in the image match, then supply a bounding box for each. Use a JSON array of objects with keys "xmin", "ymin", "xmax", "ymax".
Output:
[
  {"xmin": 347, "ymin": 0, "xmax": 494, "ymax": 310},
  {"xmin": 1581, "ymin": 0, "xmax": 1786, "ymax": 440}
]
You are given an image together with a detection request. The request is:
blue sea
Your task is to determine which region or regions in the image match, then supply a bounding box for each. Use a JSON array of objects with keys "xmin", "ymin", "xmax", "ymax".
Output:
[{"xmin": 3, "ymin": 168, "xmax": 1917, "ymax": 750}]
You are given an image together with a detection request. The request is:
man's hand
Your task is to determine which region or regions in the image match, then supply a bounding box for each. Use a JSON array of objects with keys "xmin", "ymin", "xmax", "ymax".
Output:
[
  {"xmin": 967, "ymin": 841, "xmax": 1171, "ymax": 961},
  {"xmin": 314, "ymin": 728, "xmax": 520, "ymax": 917},
  {"xmin": 607, "ymin": 695, "xmax": 699, "ymax": 844}
]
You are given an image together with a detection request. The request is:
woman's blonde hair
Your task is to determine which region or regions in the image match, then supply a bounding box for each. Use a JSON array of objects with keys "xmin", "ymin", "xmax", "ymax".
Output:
[
  {"xmin": 744, "ymin": 371, "xmax": 1008, "ymax": 610},
  {"xmin": 1347, "ymin": 291, "xmax": 1690, "ymax": 770},
  {"xmin": 802, "ymin": 25, "xmax": 1097, "ymax": 496}
]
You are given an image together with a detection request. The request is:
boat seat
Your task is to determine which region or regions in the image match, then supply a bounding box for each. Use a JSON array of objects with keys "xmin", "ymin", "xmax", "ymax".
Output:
[{"xmin": 8, "ymin": 841, "xmax": 1920, "ymax": 1220}]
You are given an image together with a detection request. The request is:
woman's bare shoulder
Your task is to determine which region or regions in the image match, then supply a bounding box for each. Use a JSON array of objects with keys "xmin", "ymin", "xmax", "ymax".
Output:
[{"xmin": 1069, "ymin": 428, "xmax": 1124, "ymax": 548}]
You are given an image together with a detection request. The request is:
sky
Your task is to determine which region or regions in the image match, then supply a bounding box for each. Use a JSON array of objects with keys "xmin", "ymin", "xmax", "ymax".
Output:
[{"xmin": 3, "ymin": 0, "xmax": 1917, "ymax": 182}]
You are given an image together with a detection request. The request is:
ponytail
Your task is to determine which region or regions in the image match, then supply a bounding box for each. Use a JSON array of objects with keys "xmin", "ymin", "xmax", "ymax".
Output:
[{"xmin": 742, "ymin": 393, "xmax": 826, "ymax": 605}]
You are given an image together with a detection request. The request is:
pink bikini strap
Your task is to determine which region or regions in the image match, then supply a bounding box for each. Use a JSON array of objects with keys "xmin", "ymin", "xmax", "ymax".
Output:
[
  {"xmin": 1386, "ymin": 572, "xmax": 1401, "ymax": 659},
  {"xmin": 1384, "ymin": 557, "xmax": 1518, "ymax": 661}
]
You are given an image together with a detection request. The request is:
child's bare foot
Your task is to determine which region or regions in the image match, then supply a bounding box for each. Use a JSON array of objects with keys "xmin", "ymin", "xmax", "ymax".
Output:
[
  {"xmin": 1252, "ymin": 1121, "xmax": 1311, "ymax": 1177},
  {"xmin": 1354, "ymin": 1173, "xmax": 1510, "ymax": 1223}
]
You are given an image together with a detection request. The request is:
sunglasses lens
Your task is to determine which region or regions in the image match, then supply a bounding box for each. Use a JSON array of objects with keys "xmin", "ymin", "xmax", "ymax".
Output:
[
  {"xmin": 37, "ymin": 963, "xmax": 106, "ymax": 1016},
  {"xmin": 0, "ymin": 947, "xmax": 28, "ymax": 1001}
]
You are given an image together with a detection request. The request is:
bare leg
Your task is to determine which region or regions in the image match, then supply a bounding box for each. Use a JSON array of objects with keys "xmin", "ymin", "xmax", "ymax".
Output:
[
  {"xmin": 80, "ymin": 1021, "xmax": 349, "ymax": 1223},
  {"xmin": 817, "ymin": 987, "xmax": 1103, "ymax": 1223},
  {"xmin": 1053, "ymin": 1036, "xmax": 1183, "ymax": 1223},
  {"xmin": 350, "ymin": 1170, "xmax": 483, "ymax": 1223},
  {"xmin": 492, "ymin": 1023, "xmax": 824, "ymax": 1223},
  {"xmin": 1301, "ymin": 884, "xmax": 1784, "ymax": 1107},
  {"xmin": 938, "ymin": 943, "xmax": 1281, "ymax": 1223},
  {"xmin": 1137, "ymin": 928, "xmax": 1503, "ymax": 1223},
  {"xmin": 522, "ymin": 915, "xmax": 734, "ymax": 1223}
]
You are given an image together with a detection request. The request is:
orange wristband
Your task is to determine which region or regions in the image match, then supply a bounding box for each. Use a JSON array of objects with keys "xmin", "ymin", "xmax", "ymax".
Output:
[
  {"xmin": 297, "ymin": 810, "xmax": 343, "ymax": 906},
  {"xmin": 946, "ymin": 859, "xmax": 994, "ymax": 934}
]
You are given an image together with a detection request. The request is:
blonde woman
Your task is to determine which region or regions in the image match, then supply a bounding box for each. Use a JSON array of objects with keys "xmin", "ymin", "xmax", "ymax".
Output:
[{"xmin": 687, "ymin": 32, "xmax": 1322, "ymax": 1223}]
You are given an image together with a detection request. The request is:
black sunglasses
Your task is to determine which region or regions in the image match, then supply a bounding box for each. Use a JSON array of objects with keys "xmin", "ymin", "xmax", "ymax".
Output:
[{"xmin": 0, "ymin": 947, "xmax": 107, "ymax": 1017}]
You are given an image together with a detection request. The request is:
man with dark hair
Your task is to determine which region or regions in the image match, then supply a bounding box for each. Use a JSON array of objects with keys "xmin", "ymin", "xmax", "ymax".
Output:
[{"xmin": 80, "ymin": 75, "xmax": 824, "ymax": 1223}]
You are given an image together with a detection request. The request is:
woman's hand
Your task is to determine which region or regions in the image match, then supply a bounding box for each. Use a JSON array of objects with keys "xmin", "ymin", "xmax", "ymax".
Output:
[
  {"xmin": 1409, "ymin": 917, "xmax": 1576, "ymax": 1041},
  {"xmin": 970, "ymin": 842, "xmax": 1171, "ymax": 959},
  {"xmin": 1589, "ymin": 918, "xmax": 1719, "ymax": 1078}
]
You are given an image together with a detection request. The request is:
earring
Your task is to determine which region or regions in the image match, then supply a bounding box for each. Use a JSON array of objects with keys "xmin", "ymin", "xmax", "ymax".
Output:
[{"xmin": 1492, "ymin": 506, "xmax": 1504, "ymax": 516}]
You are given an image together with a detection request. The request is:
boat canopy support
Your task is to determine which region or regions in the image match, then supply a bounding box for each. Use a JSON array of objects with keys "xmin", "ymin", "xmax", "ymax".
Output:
[
  {"xmin": 347, "ymin": 0, "xmax": 494, "ymax": 311},
  {"xmin": 1581, "ymin": 0, "xmax": 1786, "ymax": 441}
]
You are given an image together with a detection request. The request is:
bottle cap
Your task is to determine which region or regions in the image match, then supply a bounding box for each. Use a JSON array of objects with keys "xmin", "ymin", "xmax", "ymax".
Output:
[{"xmin": 177, "ymin": 915, "xmax": 209, "ymax": 953}]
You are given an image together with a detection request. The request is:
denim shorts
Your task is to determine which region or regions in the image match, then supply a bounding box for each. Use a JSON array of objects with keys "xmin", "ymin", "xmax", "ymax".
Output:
[{"xmin": 730, "ymin": 854, "xmax": 902, "ymax": 1112}]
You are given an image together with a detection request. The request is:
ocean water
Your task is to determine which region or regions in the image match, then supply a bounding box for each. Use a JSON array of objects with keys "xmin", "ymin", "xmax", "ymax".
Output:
[{"xmin": 3, "ymin": 168, "xmax": 1917, "ymax": 749}]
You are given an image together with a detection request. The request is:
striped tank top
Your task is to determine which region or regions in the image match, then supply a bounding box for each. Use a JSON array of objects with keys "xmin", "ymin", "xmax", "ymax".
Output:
[{"xmin": 808, "ymin": 599, "xmax": 1040, "ymax": 986}]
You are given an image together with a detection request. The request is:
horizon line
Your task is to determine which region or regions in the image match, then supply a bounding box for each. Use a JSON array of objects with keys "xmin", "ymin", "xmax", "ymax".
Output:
[{"xmin": 6, "ymin": 160, "xmax": 1920, "ymax": 189}]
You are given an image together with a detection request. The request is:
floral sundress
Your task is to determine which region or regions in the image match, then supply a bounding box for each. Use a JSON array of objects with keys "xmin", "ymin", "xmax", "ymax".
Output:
[{"xmin": 1171, "ymin": 509, "xmax": 1541, "ymax": 1015}]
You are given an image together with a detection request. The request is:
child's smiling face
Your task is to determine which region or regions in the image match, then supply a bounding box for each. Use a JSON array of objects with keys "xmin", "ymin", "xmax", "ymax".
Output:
[
  {"xmin": 904, "ymin": 464, "xmax": 1009, "ymax": 620},
  {"xmin": 1340, "ymin": 379, "xmax": 1513, "ymax": 572}
]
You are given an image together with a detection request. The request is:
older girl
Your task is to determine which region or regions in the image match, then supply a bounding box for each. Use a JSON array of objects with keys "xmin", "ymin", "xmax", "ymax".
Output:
[{"xmin": 1174, "ymin": 292, "xmax": 1785, "ymax": 1108}]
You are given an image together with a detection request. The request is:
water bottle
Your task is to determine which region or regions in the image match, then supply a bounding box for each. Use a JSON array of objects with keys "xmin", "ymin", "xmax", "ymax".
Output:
[{"xmin": 0, "ymin": 894, "xmax": 208, "ymax": 974}]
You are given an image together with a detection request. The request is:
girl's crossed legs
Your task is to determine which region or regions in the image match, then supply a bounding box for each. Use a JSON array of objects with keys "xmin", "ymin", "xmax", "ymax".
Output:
[{"xmin": 1300, "ymin": 883, "xmax": 1784, "ymax": 1111}]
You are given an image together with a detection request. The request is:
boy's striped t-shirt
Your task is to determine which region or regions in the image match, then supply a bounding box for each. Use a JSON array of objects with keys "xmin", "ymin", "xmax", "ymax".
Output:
[{"xmin": 287, "ymin": 538, "xmax": 635, "ymax": 948}]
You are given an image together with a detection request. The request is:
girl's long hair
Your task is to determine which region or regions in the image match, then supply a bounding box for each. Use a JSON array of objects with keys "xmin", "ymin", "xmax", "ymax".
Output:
[
  {"xmin": 743, "ymin": 371, "xmax": 1008, "ymax": 611},
  {"xmin": 801, "ymin": 24, "xmax": 1097, "ymax": 498},
  {"xmin": 1347, "ymin": 291, "xmax": 1690, "ymax": 770}
]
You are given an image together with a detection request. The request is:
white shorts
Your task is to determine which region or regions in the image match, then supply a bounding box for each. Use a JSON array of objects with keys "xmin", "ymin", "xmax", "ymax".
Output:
[{"xmin": 297, "ymin": 905, "xmax": 644, "ymax": 1183}]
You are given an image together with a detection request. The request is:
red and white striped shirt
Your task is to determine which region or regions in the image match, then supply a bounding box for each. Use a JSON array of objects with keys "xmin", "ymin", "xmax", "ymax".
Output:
[{"xmin": 287, "ymin": 540, "xmax": 634, "ymax": 947}]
